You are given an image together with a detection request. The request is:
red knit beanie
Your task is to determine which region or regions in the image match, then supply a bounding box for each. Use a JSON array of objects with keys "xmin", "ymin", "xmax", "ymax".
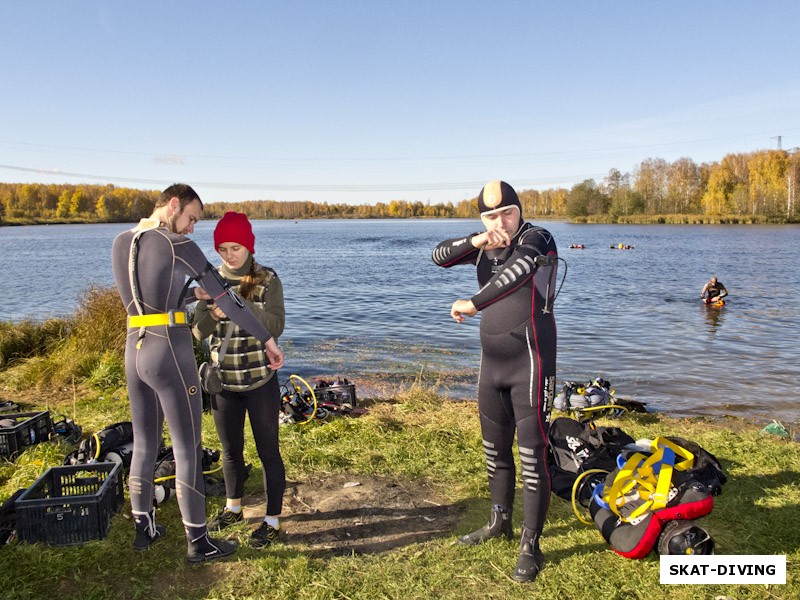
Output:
[{"xmin": 214, "ymin": 211, "xmax": 255, "ymax": 254}]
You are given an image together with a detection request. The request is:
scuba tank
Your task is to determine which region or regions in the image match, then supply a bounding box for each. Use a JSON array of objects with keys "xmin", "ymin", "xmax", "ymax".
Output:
[
  {"xmin": 657, "ymin": 519, "xmax": 715, "ymax": 555},
  {"xmin": 153, "ymin": 484, "xmax": 172, "ymax": 506},
  {"xmin": 103, "ymin": 440, "xmax": 134, "ymax": 471},
  {"xmin": 64, "ymin": 421, "xmax": 134, "ymax": 466}
]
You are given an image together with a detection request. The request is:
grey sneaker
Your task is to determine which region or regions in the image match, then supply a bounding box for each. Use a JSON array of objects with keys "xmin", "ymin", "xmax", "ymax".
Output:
[
  {"xmin": 249, "ymin": 522, "xmax": 280, "ymax": 548},
  {"xmin": 209, "ymin": 508, "xmax": 244, "ymax": 531}
]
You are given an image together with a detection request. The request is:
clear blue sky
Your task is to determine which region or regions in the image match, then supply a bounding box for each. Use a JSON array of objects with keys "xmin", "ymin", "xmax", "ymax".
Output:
[{"xmin": 1, "ymin": 2, "xmax": 798, "ymax": 205}]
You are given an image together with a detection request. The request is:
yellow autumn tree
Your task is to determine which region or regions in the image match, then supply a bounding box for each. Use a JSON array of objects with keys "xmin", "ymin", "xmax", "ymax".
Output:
[{"xmin": 747, "ymin": 150, "xmax": 787, "ymax": 216}]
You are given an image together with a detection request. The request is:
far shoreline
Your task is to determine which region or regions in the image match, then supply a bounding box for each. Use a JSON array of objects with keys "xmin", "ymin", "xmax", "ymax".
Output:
[{"xmin": 2, "ymin": 214, "xmax": 798, "ymax": 227}]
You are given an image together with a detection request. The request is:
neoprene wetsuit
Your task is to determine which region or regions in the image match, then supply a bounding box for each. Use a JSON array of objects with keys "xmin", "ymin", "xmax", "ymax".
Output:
[
  {"xmin": 433, "ymin": 222, "xmax": 558, "ymax": 533},
  {"xmin": 111, "ymin": 219, "xmax": 272, "ymax": 540},
  {"xmin": 704, "ymin": 281, "xmax": 727, "ymax": 302}
]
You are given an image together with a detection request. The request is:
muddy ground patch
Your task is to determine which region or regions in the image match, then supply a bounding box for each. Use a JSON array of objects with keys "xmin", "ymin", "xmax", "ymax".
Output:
[{"xmin": 241, "ymin": 473, "xmax": 464, "ymax": 556}]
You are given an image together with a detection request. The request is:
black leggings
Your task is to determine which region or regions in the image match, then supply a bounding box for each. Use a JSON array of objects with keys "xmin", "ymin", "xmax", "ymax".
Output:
[{"xmin": 211, "ymin": 375, "xmax": 285, "ymax": 516}]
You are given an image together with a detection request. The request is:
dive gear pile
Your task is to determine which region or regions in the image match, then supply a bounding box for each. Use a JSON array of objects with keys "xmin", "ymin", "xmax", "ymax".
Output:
[
  {"xmin": 548, "ymin": 417, "xmax": 727, "ymax": 558},
  {"xmin": 554, "ymin": 377, "xmax": 647, "ymax": 420},
  {"xmin": 153, "ymin": 445, "xmax": 225, "ymax": 502},
  {"xmin": 547, "ymin": 417, "xmax": 635, "ymax": 507},
  {"xmin": 63, "ymin": 421, "xmax": 225, "ymax": 504},
  {"xmin": 0, "ymin": 411, "xmax": 55, "ymax": 458},
  {"xmin": 64, "ymin": 421, "xmax": 134, "ymax": 468},
  {"xmin": 591, "ymin": 435, "xmax": 726, "ymax": 558},
  {"xmin": 0, "ymin": 401, "xmax": 20, "ymax": 414},
  {"xmin": 279, "ymin": 375, "xmax": 362, "ymax": 424}
]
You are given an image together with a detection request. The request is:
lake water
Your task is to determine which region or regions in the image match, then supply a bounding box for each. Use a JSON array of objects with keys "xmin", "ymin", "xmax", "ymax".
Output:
[{"xmin": 1, "ymin": 219, "xmax": 799, "ymax": 429}]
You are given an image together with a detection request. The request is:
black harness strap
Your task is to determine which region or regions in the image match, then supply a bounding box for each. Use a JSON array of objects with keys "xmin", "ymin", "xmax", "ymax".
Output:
[
  {"xmin": 177, "ymin": 262, "xmax": 246, "ymax": 310},
  {"xmin": 129, "ymin": 230, "xmax": 148, "ymax": 347}
]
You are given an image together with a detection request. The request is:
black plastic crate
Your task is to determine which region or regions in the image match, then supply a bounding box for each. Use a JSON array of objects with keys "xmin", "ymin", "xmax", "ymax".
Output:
[
  {"xmin": 314, "ymin": 382, "xmax": 358, "ymax": 407},
  {"xmin": 15, "ymin": 462, "xmax": 124, "ymax": 546},
  {"xmin": 0, "ymin": 411, "xmax": 53, "ymax": 458}
]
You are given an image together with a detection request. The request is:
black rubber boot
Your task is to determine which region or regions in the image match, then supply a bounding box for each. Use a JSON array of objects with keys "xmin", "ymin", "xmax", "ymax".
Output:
[
  {"xmin": 133, "ymin": 511, "xmax": 166, "ymax": 551},
  {"xmin": 457, "ymin": 506, "xmax": 513, "ymax": 546},
  {"xmin": 512, "ymin": 525, "xmax": 544, "ymax": 583},
  {"xmin": 187, "ymin": 533, "xmax": 239, "ymax": 564}
]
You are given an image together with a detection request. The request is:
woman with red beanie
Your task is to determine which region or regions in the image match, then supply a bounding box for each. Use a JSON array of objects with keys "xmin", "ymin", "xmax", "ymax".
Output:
[{"xmin": 192, "ymin": 211, "xmax": 286, "ymax": 548}]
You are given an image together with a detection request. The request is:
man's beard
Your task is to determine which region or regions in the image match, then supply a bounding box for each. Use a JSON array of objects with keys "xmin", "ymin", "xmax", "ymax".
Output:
[{"xmin": 167, "ymin": 212, "xmax": 181, "ymax": 234}]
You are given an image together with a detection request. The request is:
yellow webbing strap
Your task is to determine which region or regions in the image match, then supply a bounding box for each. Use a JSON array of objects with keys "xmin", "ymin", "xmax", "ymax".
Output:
[
  {"xmin": 572, "ymin": 468, "xmax": 610, "ymax": 525},
  {"xmin": 127, "ymin": 311, "xmax": 187, "ymax": 328},
  {"xmin": 602, "ymin": 437, "xmax": 695, "ymax": 522}
]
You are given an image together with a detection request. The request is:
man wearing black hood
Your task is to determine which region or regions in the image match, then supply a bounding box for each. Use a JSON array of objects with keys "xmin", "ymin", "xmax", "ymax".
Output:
[{"xmin": 432, "ymin": 180, "xmax": 558, "ymax": 583}]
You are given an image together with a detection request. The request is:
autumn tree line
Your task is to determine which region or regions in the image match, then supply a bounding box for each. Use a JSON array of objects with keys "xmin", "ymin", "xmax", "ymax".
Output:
[{"xmin": 1, "ymin": 149, "xmax": 798, "ymax": 224}]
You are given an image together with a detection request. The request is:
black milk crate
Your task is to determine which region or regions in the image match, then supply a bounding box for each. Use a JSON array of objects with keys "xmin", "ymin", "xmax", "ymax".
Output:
[
  {"xmin": 0, "ymin": 411, "xmax": 53, "ymax": 458},
  {"xmin": 314, "ymin": 383, "xmax": 357, "ymax": 407},
  {"xmin": 15, "ymin": 462, "xmax": 124, "ymax": 546}
]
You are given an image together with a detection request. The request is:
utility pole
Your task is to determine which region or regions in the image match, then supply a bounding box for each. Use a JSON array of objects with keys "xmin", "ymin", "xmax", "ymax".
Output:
[
  {"xmin": 771, "ymin": 135, "xmax": 782, "ymax": 150},
  {"xmin": 789, "ymin": 159, "xmax": 796, "ymax": 219}
]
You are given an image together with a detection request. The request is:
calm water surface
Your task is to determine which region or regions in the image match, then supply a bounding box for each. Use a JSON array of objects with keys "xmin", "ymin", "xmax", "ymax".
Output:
[{"xmin": 1, "ymin": 220, "xmax": 798, "ymax": 428}]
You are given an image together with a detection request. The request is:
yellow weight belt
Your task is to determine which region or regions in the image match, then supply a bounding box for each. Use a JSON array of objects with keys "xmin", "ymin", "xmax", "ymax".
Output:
[{"xmin": 127, "ymin": 310, "xmax": 188, "ymax": 328}]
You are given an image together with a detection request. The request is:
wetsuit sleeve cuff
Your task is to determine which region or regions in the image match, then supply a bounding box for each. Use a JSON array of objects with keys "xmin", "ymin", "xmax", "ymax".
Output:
[{"xmin": 469, "ymin": 294, "xmax": 487, "ymax": 312}]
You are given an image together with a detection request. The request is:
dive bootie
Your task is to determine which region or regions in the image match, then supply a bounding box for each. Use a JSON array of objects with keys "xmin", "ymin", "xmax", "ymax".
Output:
[
  {"xmin": 457, "ymin": 506, "xmax": 513, "ymax": 546},
  {"xmin": 187, "ymin": 533, "xmax": 238, "ymax": 564},
  {"xmin": 133, "ymin": 511, "xmax": 166, "ymax": 551},
  {"xmin": 512, "ymin": 526, "xmax": 544, "ymax": 583}
]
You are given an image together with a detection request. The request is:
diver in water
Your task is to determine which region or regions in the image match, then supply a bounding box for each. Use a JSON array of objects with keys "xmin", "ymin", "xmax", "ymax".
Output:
[
  {"xmin": 701, "ymin": 277, "xmax": 727, "ymax": 304},
  {"xmin": 432, "ymin": 180, "xmax": 558, "ymax": 583},
  {"xmin": 111, "ymin": 183, "xmax": 284, "ymax": 563}
]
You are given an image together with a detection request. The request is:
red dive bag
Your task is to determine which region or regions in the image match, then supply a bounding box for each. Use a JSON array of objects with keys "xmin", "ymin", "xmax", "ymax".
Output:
[{"xmin": 589, "ymin": 436, "xmax": 726, "ymax": 559}]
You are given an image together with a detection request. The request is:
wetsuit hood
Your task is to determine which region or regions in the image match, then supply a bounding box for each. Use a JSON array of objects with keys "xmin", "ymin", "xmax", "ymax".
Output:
[
  {"xmin": 132, "ymin": 217, "xmax": 163, "ymax": 233},
  {"xmin": 478, "ymin": 180, "xmax": 522, "ymax": 215}
]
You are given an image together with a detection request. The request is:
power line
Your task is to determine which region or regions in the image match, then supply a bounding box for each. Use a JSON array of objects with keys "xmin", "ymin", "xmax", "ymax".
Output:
[
  {"xmin": 0, "ymin": 163, "xmax": 604, "ymax": 192},
  {"xmin": 1, "ymin": 126, "xmax": 797, "ymax": 163}
]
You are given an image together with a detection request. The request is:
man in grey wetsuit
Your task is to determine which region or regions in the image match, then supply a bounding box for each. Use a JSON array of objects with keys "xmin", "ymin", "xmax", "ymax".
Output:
[
  {"xmin": 111, "ymin": 184, "xmax": 284, "ymax": 563},
  {"xmin": 432, "ymin": 180, "xmax": 558, "ymax": 583}
]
